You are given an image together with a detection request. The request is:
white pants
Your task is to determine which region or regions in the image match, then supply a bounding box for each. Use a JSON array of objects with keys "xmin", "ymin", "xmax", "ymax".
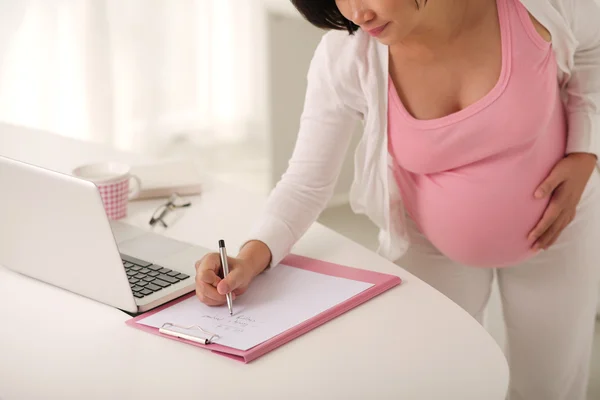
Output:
[{"xmin": 395, "ymin": 170, "xmax": 600, "ymax": 400}]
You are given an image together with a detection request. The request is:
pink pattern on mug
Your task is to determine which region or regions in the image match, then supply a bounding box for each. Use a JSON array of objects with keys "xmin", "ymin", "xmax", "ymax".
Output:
[
  {"xmin": 72, "ymin": 162, "xmax": 141, "ymax": 220},
  {"xmin": 97, "ymin": 179, "xmax": 132, "ymax": 219}
]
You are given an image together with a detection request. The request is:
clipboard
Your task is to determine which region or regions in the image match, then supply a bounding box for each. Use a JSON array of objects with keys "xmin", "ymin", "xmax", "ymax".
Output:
[{"xmin": 126, "ymin": 254, "xmax": 402, "ymax": 363}]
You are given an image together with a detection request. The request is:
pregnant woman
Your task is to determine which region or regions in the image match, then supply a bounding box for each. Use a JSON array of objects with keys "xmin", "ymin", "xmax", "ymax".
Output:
[{"xmin": 195, "ymin": 0, "xmax": 600, "ymax": 398}]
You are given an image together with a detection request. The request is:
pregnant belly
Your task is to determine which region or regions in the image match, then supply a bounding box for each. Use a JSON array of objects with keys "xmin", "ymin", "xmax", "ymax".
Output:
[{"xmin": 397, "ymin": 148, "xmax": 564, "ymax": 267}]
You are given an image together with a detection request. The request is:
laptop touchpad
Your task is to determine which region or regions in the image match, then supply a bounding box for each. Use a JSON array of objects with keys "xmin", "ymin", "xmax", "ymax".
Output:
[
  {"xmin": 118, "ymin": 233, "xmax": 191, "ymax": 262},
  {"xmin": 109, "ymin": 220, "xmax": 147, "ymax": 244},
  {"xmin": 154, "ymin": 245, "xmax": 211, "ymax": 274}
]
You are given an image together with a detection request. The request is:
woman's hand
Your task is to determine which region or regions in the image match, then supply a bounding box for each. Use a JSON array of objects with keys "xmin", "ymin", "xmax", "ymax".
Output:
[
  {"xmin": 194, "ymin": 240, "xmax": 271, "ymax": 306},
  {"xmin": 528, "ymin": 153, "xmax": 597, "ymax": 250}
]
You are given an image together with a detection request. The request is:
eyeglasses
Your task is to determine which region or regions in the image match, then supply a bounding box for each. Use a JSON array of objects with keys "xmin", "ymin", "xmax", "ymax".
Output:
[{"xmin": 149, "ymin": 193, "xmax": 192, "ymax": 228}]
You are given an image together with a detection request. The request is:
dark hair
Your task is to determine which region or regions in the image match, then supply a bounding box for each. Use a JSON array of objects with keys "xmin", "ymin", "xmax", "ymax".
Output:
[
  {"xmin": 290, "ymin": 0, "xmax": 360, "ymax": 34},
  {"xmin": 290, "ymin": 1, "xmax": 428, "ymax": 34}
]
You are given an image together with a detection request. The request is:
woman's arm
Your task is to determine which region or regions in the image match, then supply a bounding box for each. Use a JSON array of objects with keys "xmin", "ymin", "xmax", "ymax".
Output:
[
  {"xmin": 242, "ymin": 33, "xmax": 363, "ymax": 269},
  {"xmin": 563, "ymin": 0, "xmax": 600, "ymax": 163}
]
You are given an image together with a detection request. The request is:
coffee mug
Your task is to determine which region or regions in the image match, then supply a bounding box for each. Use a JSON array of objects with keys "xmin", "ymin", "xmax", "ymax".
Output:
[{"xmin": 73, "ymin": 162, "xmax": 141, "ymax": 220}]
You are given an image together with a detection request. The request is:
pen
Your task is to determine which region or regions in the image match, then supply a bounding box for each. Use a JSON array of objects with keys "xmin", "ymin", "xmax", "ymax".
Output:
[{"xmin": 218, "ymin": 239, "xmax": 233, "ymax": 315}]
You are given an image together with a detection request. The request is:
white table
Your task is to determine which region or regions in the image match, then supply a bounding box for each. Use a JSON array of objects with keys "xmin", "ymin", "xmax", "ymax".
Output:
[{"xmin": 0, "ymin": 123, "xmax": 509, "ymax": 400}]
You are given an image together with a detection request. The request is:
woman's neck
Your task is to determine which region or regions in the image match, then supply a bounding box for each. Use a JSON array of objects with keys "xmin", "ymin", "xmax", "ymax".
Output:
[{"xmin": 391, "ymin": 0, "xmax": 496, "ymax": 60}]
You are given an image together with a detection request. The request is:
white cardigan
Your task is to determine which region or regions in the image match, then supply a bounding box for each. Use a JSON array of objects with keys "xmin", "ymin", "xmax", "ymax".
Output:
[{"xmin": 248, "ymin": 0, "xmax": 600, "ymax": 267}]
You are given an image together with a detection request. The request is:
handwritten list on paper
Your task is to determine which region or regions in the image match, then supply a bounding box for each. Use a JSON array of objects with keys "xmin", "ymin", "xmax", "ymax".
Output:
[{"xmin": 136, "ymin": 264, "xmax": 373, "ymax": 351}]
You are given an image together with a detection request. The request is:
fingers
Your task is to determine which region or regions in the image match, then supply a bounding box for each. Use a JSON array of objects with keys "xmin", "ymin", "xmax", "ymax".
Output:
[
  {"xmin": 195, "ymin": 253, "xmax": 227, "ymax": 306},
  {"xmin": 195, "ymin": 289, "xmax": 236, "ymax": 306},
  {"xmin": 533, "ymin": 212, "xmax": 570, "ymax": 250},
  {"xmin": 195, "ymin": 253, "xmax": 221, "ymax": 273},
  {"xmin": 195, "ymin": 252, "xmax": 249, "ymax": 306},
  {"xmin": 529, "ymin": 200, "xmax": 562, "ymax": 243},
  {"xmin": 534, "ymin": 162, "xmax": 567, "ymax": 199},
  {"xmin": 233, "ymin": 286, "xmax": 249, "ymax": 296},
  {"xmin": 544, "ymin": 212, "xmax": 576, "ymax": 249},
  {"xmin": 199, "ymin": 268, "xmax": 221, "ymax": 286},
  {"xmin": 195, "ymin": 289, "xmax": 225, "ymax": 306},
  {"xmin": 195, "ymin": 273, "xmax": 226, "ymax": 304},
  {"xmin": 195, "ymin": 252, "xmax": 253, "ymax": 305},
  {"xmin": 196, "ymin": 255, "xmax": 222, "ymax": 288},
  {"xmin": 217, "ymin": 267, "xmax": 249, "ymax": 295}
]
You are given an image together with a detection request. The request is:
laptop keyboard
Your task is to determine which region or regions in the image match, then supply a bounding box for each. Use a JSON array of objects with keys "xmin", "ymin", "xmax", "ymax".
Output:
[{"xmin": 120, "ymin": 254, "xmax": 190, "ymax": 299}]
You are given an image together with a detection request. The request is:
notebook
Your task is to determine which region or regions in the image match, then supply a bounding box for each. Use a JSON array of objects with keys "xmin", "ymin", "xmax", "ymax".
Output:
[
  {"xmin": 126, "ymin": 254, "xmax": 402, "ymax": 363},
  {"xmin": 130, "ymin": 161, "xmax": 202, "ymax": 200}
]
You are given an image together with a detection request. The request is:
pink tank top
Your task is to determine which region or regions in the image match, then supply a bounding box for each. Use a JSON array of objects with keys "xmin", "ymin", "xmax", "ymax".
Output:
[{"xmin": 387, "ymin": 0, "xmax": 566, "ymax": 268}]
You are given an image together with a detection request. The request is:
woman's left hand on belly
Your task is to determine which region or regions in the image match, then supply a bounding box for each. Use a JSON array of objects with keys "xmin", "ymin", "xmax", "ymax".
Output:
[{"xmin": 528, "ymin": 152, "xmax": 598, "ymax": 250}]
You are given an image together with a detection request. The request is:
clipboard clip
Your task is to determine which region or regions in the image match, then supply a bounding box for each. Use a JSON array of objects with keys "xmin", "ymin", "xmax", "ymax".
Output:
[{"xmin": 159, "ymin": 323, "xmax": 220, "ymax": 345}]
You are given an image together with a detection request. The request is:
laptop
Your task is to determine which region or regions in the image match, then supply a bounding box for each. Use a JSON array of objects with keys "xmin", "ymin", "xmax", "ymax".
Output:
[{"xmin": 0, "ymin": 155, "xmax": 211, "ymax": 314}]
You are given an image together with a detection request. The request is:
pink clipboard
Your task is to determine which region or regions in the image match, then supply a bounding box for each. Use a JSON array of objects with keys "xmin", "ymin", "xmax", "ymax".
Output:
[{"xmin": 125, "ymin": 254, "xmax": 402, "ymax": 363}]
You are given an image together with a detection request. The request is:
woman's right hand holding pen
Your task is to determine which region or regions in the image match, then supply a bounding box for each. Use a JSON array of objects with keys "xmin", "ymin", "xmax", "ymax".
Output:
[{"xmin": 194, "ymin": 240, "xmax": 271, "ymax": 306}]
